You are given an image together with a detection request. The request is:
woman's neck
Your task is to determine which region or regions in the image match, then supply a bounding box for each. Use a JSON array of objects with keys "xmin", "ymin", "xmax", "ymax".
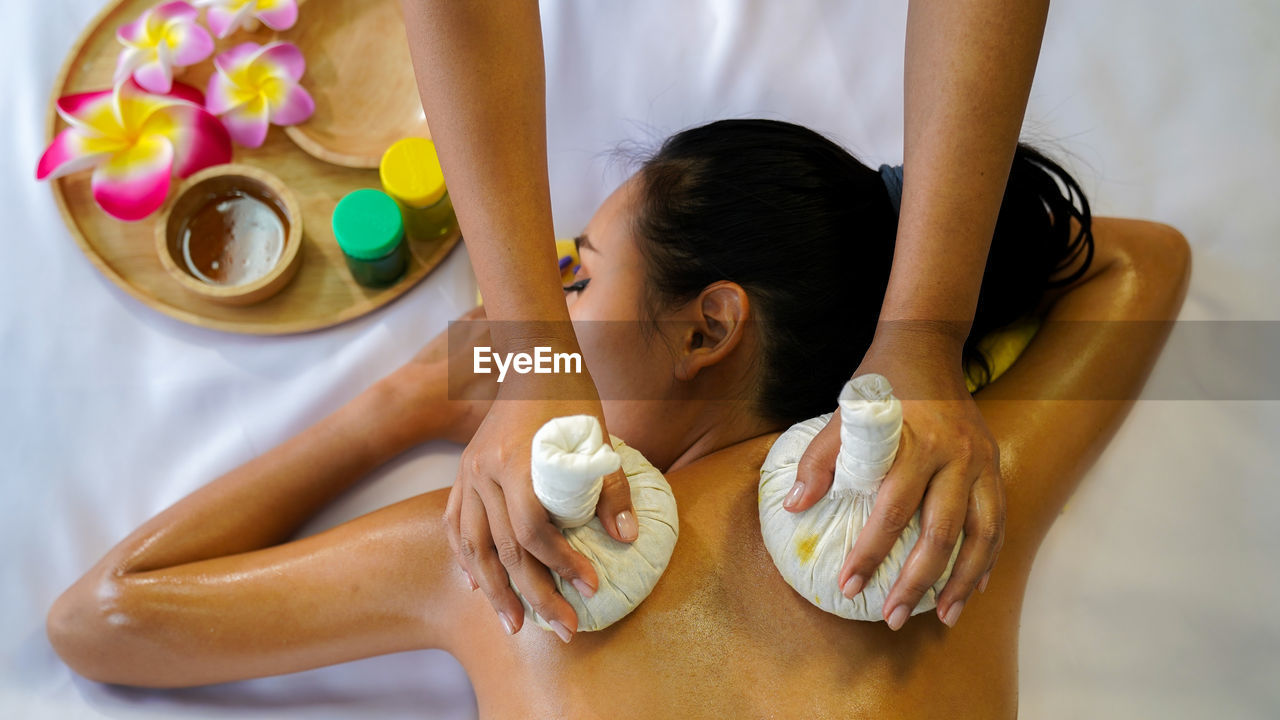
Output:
[{"xmin": 663, "ymin": 402, "xmax": 780, "ymax": 473}]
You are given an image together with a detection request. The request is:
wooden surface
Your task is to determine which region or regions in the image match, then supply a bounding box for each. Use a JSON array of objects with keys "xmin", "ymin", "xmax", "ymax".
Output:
[
  {"xmin": 280, "ymin": 0, "xmax": 432, "ymax": 169},
  {"xmin": 47, "ymin": 0, "xmax": 460, "ymax": 335}
]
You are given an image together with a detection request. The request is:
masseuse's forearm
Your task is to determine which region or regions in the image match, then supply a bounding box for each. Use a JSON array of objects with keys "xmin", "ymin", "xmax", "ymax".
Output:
[
  {"xmin": 883, "ymin": 0, "xmax": 1050, "ymax": 348},
  {"xmin": 400, "ymin": 1, "xmax": 573, "ymax": 348},
  {"xmin": 93, "ymin": 374, "xmax": 445, "ymax": 575}
]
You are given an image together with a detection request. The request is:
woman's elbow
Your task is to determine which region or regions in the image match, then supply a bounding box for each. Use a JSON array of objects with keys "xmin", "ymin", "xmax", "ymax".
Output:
[
  {"xmin": 1116, "ymin": 221, "xmax": 1192, "ymax": 318},
  {"xmin": 47, "ymin": 573, "xmax": 144, "ymax": 685}
]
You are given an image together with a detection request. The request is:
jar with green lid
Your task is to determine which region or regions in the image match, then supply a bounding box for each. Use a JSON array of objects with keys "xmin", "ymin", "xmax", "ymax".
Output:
[
  {"xmin": 379, "ymin": 137, "xmax": 458, "ymax": 241},
  {"xmin": 331, "ymin": 188, "xmax": 409, "ymax": 287}
]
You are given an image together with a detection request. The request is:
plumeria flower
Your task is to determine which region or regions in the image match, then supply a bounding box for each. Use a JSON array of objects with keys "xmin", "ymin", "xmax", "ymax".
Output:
[
  {"xmin": 36, "ymin": 79, "xmax": 232, "ymax": 222},
  {"xmin": 206, "ymin": 42, "xmax": 314, "ymax": 148},
  {"xmin": 193, "ymin": 0, "xmax": 298, "ymax": 39},
  {"xmin": 114, "ymin": 1, "xmax": 214, "ymax": 95}
]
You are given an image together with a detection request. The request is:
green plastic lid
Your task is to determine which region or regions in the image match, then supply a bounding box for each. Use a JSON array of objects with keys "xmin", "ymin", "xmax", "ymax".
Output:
[{"xmin": 331, "ymin": 189, "xmax": 405, "ymax": 260}]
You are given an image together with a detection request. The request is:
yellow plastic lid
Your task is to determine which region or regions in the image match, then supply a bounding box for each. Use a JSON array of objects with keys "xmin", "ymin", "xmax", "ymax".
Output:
[{"xmin": 379, "ymin": 137, "xmax": 447, "ymax": 208}]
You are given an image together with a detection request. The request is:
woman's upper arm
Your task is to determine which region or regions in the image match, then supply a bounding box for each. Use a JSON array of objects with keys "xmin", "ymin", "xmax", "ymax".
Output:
[
  {"xmin": 47, "ymin": 489, "xmax": 468, "ymax": 687},
  {"xmin": 974, "ymin": 217, "xmax": 1191, "ymax": 564}
]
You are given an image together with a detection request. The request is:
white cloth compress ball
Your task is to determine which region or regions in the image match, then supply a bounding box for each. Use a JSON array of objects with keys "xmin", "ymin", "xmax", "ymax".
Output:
[
  {"xmin": 514, "ymin": 415, "xmax": 679, "ymax": 632},
  {"xmin": 758, "ymin": 374, "xmax": 961, "ymax": 621}
]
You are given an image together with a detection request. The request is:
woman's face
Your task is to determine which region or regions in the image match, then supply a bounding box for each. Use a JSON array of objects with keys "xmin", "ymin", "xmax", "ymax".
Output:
[{"xmin": 566, "ymin": 174, "xmax": 690, "ymax": 459}]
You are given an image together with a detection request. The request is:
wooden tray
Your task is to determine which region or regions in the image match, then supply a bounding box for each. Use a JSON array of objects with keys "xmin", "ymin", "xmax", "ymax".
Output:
[{"xmin": 46, "ymin": 0, "xmax": 461, "ymax": 335}]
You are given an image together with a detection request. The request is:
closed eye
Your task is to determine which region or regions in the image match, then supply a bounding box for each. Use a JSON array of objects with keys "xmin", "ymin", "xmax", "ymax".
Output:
[{"xmin": 563, "ymin": 278, "xmax": 590, "ymax": 293}]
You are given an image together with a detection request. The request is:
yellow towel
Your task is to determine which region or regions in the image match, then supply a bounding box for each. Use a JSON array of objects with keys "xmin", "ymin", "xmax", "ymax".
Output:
[{"xmin": 964, "ymin": 314, "xmax": 1042, "ymax": 394}]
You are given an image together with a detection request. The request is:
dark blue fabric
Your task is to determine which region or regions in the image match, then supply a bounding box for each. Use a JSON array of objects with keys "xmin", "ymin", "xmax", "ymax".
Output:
[{"xmin": 878, "ymin": 163, "xmax": 904, "ymax": 215}]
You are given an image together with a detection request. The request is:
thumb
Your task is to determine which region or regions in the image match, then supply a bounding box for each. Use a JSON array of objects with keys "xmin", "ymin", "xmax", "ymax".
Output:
[
  {"xmin": 789, "ymin": 408, "xmax": 841, "ymax": 512},
  {"xmin": 595, "ymin": 467, "xmax": 637, "ymax": 543}
]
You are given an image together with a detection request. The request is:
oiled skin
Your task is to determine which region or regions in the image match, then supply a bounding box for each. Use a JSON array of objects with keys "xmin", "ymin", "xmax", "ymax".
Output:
[
  {"xmin": 446, "ymin": 431, "xmax": 1021, "ymax": 720},
  {"xmin": 47, "ymin": 219, "xmax": 1190, "ymax": 719}
]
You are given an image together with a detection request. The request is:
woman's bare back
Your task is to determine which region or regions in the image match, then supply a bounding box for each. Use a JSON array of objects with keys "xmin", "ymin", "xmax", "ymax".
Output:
[{"xmin": 443, "ymin": 432, "xmax": 1024, "ymax": 720}]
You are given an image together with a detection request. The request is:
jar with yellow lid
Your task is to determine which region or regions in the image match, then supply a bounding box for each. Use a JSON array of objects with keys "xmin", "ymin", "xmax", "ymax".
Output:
[{"xmin": 379, "ymin": 137, "xmax": 458, "ymax": 242}]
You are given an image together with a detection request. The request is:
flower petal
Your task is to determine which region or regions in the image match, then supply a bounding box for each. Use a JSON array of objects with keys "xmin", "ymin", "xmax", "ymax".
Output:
[
  {"xmin": 214, "ymin": 42, "xmax": 263, "ymax": 76},
  {"xmin": 90, "ymin": 135, "xmax": 175, "ymax": 221},
  {"xmin": 254, "ymin": 0, "xmax": 297, "ymax": 31},
  {"xmin": 219, "ymin": 95, "xmax": 270, "ymax": 148},
  {"xmin": 152, "ymin": 103, "xmax": 233, "ymax": 177},
  {"xmin": 207, "ymin": 2, "xmax": 257, "ymax": 39},
  {"xmin": 116, "ymin": 14, "xmax": 149, "ymax": 46},
  {"xmin": 150, "ymin": 0, "xmax": 199, "ymax": 24},
  {"xmin": 204, "ymin": 5, "xmax": 236, "ymax": 39},
  {"xmin": 166, "ymin": 21, "xmax": 214, "ymax": 66},
  {"xmin": 256, "ymin": 41, "xmax": 305, "ymax": 82},
  {"xmin": 36, "ymin": 129, "xmax": 114, "ymax": 180},
  {"xmin": 55, "ymin": 89, "xmax": 116, "ymax": 131},
  {"xmin": 268, "ymin": 82, "xmax": 313, "ymax": 125},
  {"xmin": 165, "ymin": 79, "xmax": 206, "ymax": 107},
  {"xmin": 114, "ymin": 79, "xmax": 188, "ymax": 138},
  {"xmin": 132, "ymin": 42, "xmax": 174, "ymax": 94},
  {"xmin": 205, "ymin": 71, "xmax": 237, "ymax": 115},
  {"xmin": 113, "ymin": 46, "xmax": 149, "ymax": 86}
]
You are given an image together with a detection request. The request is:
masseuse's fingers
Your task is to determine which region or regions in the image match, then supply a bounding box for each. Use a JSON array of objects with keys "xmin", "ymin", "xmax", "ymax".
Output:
[
  {"xmin": 443, "ymin": 482, "xmax": 477, "ymax": 590},
  {"xmin": 836, "ymin": 422, "xmax": 930, "ymax": 607},
  {"xmin": 788, "ymin": 408, "xmax": 842, "ymax": 512},
  {"xmin": 459, "ymin": 487, "xmax": 524, "ymax": 633},
  {"xmin": 501, "ymin": 464, "xmax": 600, "ymax": 598},
  {"xmin": 595, "ymin": 467, "xmax": 638, "ymax": 543},
  {"xmin": 476, "ymin": 477, "xmax": 580, "ymax": 643},
  {"xmin": 934, "ymin": 465, "xmax": 1006, "ymax": 624},
  {"xmin": 879, "ymin": 460, "xmax": 970, "ymax": 630}
]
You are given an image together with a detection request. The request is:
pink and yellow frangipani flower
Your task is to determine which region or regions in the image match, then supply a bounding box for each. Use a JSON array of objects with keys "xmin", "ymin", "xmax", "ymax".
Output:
[
  {"xmin": 206, "ymin": 42, "xmax": 314, "ymax": 148},
  {"xmin": 36, "ymin": 79, "xmax": 232, "ymax": 222},
  {"xmin": 193, "ymin": 0, "xmax": 298, "ymax": 39},
  {"xmin": 113, "ymin": 1, "xmax": 214, "ymax": 95}
]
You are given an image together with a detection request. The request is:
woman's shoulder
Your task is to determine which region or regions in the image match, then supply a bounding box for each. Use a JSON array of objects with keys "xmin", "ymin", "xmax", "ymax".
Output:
[{"xmin": 665, "ymin": 432, "xmax": 782, "ymax": 487}]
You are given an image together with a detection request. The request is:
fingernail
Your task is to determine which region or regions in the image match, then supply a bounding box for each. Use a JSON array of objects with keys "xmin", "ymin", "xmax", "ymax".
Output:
[
  {"xmin": 941, "ymin": 600, "xmax": 965, "ymax": 628},
  {"xmin": 979, "ymin": 572, "xmax": 990, "ymax": 593},
  {"xmin": 499, "ymin": 612, "xmax": 516, "ymax": 636},
  {"xmin": 549, "ymin": 620, "xmax": 573, "ymax": 644},
  {"xmin": 886, "ymin": 604, "xmax": 909, "ymax": 631},
  {"xmin": 465, "ymin": 571, "xmax": 477, "ymax": 591},
  {"xmin": 571, "ymin": 577, "xmax": 596, "ymax": 598},
  {"xmin": 615, "ymin": 510, "xmax": 638, "ymax": 542},
  {"xmin": 842, "ymin": 574, "xmax": 866, "ymax": 598},
  {"xmin": 784, "ymin": 482, "xmax": 805, "ymax": 509}
]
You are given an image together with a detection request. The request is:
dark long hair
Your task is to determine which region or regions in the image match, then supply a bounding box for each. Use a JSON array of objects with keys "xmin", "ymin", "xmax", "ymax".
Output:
[{"xmin": 629, "ymin": 118, "xmax": 1093, "ymax": 426}]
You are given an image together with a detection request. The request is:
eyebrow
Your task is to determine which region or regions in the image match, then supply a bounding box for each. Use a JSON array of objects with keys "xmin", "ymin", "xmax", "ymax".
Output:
[{"xmin": 574, "ymin": 233, "xmax": 596, "ymax": 254}]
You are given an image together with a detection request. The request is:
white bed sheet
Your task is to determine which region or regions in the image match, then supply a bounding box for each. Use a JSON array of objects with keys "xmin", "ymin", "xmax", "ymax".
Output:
[{"xmin": 3, "ymin": 1, "xmax": 1277, "ymax": 718}]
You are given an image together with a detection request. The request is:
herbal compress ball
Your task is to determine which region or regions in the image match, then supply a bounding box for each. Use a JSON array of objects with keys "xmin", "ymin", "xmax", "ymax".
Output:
[
  {"xmin": 758, "ymin": 374, "xmax": 961, "ymax": 621},
  {"xmin": 514, "ymin": 415, "xmax": 679, "ymax": 632}
]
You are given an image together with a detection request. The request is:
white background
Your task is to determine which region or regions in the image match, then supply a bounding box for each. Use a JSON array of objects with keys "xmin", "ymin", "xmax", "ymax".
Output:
[{"xmin": 3, "ymin": 1, "xmax": 1277, "ymax": 718}]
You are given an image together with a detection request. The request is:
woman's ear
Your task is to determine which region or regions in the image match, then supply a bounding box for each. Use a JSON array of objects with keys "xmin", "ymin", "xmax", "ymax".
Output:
[{"xmin": 673, "ymin": 281, "xmax": 750, "ymax": 382}]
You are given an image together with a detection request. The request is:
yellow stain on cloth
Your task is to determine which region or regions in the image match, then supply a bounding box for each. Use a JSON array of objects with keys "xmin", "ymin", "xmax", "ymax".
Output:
[{"xmin": 795, "ymin": 533, "xmax": 820, "ymax": 564}]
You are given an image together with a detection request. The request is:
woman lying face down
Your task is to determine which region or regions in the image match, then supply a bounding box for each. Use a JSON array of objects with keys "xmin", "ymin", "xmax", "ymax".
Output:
[{"xmin": 47, "ymin": 119, "xmax": 1190, "ymax": 719}]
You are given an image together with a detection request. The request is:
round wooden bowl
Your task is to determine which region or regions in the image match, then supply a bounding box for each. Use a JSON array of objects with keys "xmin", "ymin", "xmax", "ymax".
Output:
[
  {"xmin": 155, "ymin": 165, "xmax": 304, "ymax": 306},
  {"xmin": 278, "ymin": 0, "xmax": 431, "ymax": 168}
]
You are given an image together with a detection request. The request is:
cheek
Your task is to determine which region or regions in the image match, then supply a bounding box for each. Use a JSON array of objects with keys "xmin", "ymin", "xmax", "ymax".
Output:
[{"xmin": 574, "ymin": 320, "xmax": 670, "ymax": 402}]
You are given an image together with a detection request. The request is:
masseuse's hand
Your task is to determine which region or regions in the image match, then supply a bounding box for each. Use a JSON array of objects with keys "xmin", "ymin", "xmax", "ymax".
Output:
[
  {"xmin": 788, "ymin": 328, "xmax": 1005, "ymax": 631},
  {"xmin": 445, "ymin": 368, "xmax": 636, "ymax": 643}
]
